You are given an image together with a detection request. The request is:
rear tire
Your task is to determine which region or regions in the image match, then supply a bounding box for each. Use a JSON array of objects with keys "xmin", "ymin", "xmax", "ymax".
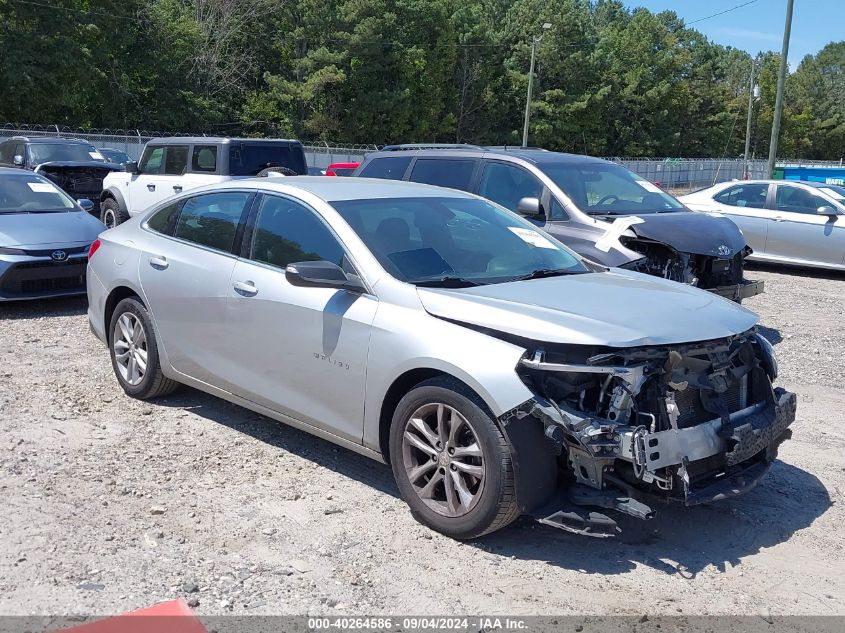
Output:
[
  {"xmin": 108, "ymin": 297, "xmax": 178, "ymax": 399},
  {"xmin": 389, "ymin": 377, "xmax": 519, "ymax": 539},
  {"xmin": 101, "ymin": 197, "xmax": 129, "ymax": 228}
]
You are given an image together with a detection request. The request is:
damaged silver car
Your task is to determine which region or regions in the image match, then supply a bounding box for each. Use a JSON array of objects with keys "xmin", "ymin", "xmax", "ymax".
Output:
[{"xmin": 87, "ymin": 178, "xmax": 795, "ymax": 539}]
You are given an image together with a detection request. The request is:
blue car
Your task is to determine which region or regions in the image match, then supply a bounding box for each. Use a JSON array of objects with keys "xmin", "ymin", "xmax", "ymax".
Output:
[{"xmin": 0, "ymin": 167, "xmax": 104, "ymax": 301}]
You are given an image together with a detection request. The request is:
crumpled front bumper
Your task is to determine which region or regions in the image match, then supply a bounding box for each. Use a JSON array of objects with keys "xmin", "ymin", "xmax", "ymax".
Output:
[{"xmin": 707, "ymin": 278, "xmax": 765, "ymax": 302}]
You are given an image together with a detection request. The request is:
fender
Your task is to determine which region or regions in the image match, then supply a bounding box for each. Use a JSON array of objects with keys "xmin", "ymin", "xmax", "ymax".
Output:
[{"xmin": 101, "ymin": 186, "xmax": 129, "ymax": 216}]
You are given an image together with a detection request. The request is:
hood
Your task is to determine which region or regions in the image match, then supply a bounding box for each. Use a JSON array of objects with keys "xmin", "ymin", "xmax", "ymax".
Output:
[
  {"xmin": 417, "ymin": 269, "xmax": 758, "ymax": 347},
  {"xmin": 0, "ymin": 210, "xmax": 104, "ymax": 248},
  {"xmin": 606, "ymin": 211, "xmax": 747, "ymax": 258},
  {"xmin": 35, "ymin": 160, "xmax": 122, "ymax": 172}
]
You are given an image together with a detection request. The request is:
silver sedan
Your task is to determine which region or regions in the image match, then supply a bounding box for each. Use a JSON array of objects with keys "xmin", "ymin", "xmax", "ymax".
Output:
[
  {"xmin": 87, "ymin": 178, "xmax": 795, "ymax": 539},
  {"xmin": 681, "ymin": 180, "xmax": 845, "ymax": 270}
]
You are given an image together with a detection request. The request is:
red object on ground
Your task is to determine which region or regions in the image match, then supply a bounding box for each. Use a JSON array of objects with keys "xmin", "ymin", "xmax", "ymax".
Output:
[
  {"xmin": 326, "ymin": 162, "xmax": 360, "ymax": 176},
  {"xmin": 55, "ymin": 599, "xmax": 207, "ymax": 633}
]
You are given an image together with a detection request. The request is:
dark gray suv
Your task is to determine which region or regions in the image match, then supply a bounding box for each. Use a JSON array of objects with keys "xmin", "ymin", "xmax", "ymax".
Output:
[{"xmin": 355, "ymin": 145, "xmax": 763, "ymax": 301}]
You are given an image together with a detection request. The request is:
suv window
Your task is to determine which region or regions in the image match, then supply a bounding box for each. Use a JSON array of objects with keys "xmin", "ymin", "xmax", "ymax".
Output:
[
  {"xmin": 228, "ymin": 143, "xmax": 306, "ymax": 176},
  {"xmin": 714, "ymin": 184, "xmax": 769, "ymax": 209},
  {"xmin": 477, "ymin": 161, "xmax": 543, "ymax": 212},
  {"xmin": 139, "ymin": 146, "xmax": 164, "ymax": 175},
  {"xmin": 164, "ymin": 145, "xmax": 189, "ymax": 175},
  {"xmin": 775, "ymin": 185, "xmax": 829, "ymax": 214},
  {"xmin": 0, "ymin": 141, "xmax": 12, "ymax": 164},
  {"xmin": 359, "ymin": 156, "xmax": 412, "ymax": 180},
  {"xmin": 192, "ymin": 145, "xmax": 218, "ymax": 173},
  {"xmin": 146, "ymin": 201, "xmax": 182, "ymax": 235},
  {"xmin": 408, "ymin": 158, "xmax": 476, "ymax": 191},
  {"xmin": 174, "ymin": 192, "xmax": 251, "ymax": 252},
  {"xmin": 250, "ymin": 195, "xmax": 346, "ymax": 269}
]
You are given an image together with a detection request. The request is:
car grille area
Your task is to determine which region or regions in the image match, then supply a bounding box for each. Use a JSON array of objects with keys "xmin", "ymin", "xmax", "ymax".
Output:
[{"xmin": 0, "ymin": 258, "xmax": 87, "ymax": 299}]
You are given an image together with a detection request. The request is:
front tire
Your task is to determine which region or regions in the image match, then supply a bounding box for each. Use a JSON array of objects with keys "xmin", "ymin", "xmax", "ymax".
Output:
[
  {"xmin": 101, "ymin": 197, "xmax": 129, "ymax": 228},
  {"xmin": 389, "ymin": 377, "xmax": 519, "ymax": 539},
  {"xmin": 109, "ymin": 297, "xmax": 178, "ymax": 399}
]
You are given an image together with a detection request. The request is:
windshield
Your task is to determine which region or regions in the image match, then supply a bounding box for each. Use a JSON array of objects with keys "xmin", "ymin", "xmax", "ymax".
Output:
[
  {"xmin": 331, "ymin": 196, "xmax": 588, "ymax": 286},
  {"xmin": 100, "ymin": 149, "xmax": 130, "ymax": 164},
  {"xmin": 541, "ymin": 162, "xmax": 685, "ymax": 215},
  {"xmin": 28, "ymin": 143, "xmax": 103, "ymax": 164},
  {"xmin": 818, "ymin": 184, "xmax": 845, "ymax": 204},
  {"xmin": 0, "ymin": 174, "xmax": 77, "ymax": 213}
]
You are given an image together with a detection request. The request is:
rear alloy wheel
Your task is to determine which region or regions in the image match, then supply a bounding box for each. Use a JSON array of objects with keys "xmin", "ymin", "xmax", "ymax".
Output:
[
  {"xmin": 100, "ymin": 197, "xmax": 129, "ymax": 228},
  {"xmin": 109, "ymin": 297, "xmax": 178, "ymax": 399},
  {"xmin": 389, "ymin": 377, "xmax": 519, "ymax": 539}
]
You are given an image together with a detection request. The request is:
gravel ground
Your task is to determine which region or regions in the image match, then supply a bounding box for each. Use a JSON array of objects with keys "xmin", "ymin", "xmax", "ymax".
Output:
[{"xmin": 0, "ymin": 265, "xmax": 843, "ymax": 618}]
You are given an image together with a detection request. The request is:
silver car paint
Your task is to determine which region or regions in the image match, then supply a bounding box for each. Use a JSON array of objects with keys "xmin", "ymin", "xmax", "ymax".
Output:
[
  {"xmin": 681, "ymin": 180, "xmax": 845, "ymax": 270},
  {"xmin": 88, "ymin": 178, "xmax": 762, "ymax": 459}
]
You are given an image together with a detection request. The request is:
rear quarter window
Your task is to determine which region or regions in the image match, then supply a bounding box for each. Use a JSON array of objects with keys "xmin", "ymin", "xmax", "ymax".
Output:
[
  {"xmin": 358, "ymin": 156, "xmax": 412, "ymax": 180},
  {"xmin": 228, "ymin": 143, "xmax": 307, "ymax": 176}
]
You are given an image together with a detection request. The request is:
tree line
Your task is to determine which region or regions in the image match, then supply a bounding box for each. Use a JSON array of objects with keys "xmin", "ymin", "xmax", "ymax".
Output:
[{"xmin": 1, "ymin": 0, "xmax": 843, "ymax": 159}]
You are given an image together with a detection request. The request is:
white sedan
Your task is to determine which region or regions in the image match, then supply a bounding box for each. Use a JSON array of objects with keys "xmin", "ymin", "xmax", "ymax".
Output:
[{"xmin": 681, "ymin": 180, "xmax": 845, "ymax": 270}]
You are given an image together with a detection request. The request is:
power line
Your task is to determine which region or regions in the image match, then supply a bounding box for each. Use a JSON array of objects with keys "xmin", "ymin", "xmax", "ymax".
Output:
[{"xmin": 686, "ymin": 0, "xmax": 760, "ymax": 26}]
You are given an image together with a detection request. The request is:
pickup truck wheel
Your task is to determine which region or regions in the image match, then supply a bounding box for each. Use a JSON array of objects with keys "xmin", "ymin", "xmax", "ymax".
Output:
[
  {"xmin": 389, "ymin": 377, "xmax": 519, "ymax": 539},
  {"xmin": 101, "ymin": 198, "xmax": 129, "ymax": 228},
  {"xmin": 109, "ymin": 297, "xmax": 178, "ymax": 399}
]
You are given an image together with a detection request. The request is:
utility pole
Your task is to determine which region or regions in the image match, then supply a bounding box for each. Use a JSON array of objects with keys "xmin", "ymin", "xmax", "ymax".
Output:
[
  {"xmin": 767, "ymin": 0, "xmax": 795, "ymax": 178},
  {"xmin": 522, "ymin": 23, "xmax": 551, "ymax": 148},
  {"xmin": 743, "ymin": 59, "xmax": 757, "ymax": 180}
]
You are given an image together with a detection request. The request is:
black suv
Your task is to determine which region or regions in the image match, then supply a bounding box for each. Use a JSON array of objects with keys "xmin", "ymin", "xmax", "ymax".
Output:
[
  {"xmin": 0, "ymin": 137, "xmax": 120, "ymax": 216},
  {"xmin": 355, "ymin": 145, "xmax": 763, "ymax": 301}
]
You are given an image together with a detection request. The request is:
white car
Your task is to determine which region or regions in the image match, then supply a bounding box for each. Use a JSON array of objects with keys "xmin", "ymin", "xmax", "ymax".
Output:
[
  {"xmin": 681, "ymin": 180, "xmax": 845, "ymax": 270},
  {"xmin": 99, "ymin": 137, "xmax": 307, "ymax": 228}
]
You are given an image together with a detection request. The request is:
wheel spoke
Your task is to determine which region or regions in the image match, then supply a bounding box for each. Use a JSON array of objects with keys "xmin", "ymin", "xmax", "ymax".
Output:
[
  {"xmin": 451, "ymin": 442, "xmax": 481, "ymax": 459},
  {"xmin": 452, "ymin": 461, "xmax": 483, "ymax": 478},
  {"xmin": 407, "ymin": 461, "xmax": 436, "ymax": 484},
  {"xmin": 447, "ymin": 412, "xmax": 464, "ymax": 447},
  {"xmin": 418, "ymin": 470, "xmax": 444, "ymax": 499},
  {"xmin": 450, "ymin": 470, "xmax": 475, "ymax": 510},
  {"xmin": 135, "ymin": 347, "xmax": 147, "ymax": 363},
  {"xmin": 404, "ymin": 430, "xmax": 437, "ymax": 457},
  {"xmin": 134, "ymin": 351, "xmax": 147, "ymax": 374},
  {"xmin": 114, "ymin": 339, "xmax": 130, "ymax": 351},
  {"xmin": 127, "ymin": 355, "xmax": 137, "ymax": 383},
  {"xmin": 408, "ymin": 416, "xmax": 439, "ymax": 450},
  {"xmin": 436, "ymin": 404, "xmax": 449, "ymax": 447},
  {"xmin": 131, "ymin": 320, "xmax": 143, "ymax": 344},
  {"xmin": 443, "ymin": 469, "xmax": 459, "ymax": 514},
  {"xmin": 118, "ymin": 315, "xmax": 133, "ymax": 342},
  {"xmin": 114, "ymin": 349, "xmax": 131, "ymax": 362}
]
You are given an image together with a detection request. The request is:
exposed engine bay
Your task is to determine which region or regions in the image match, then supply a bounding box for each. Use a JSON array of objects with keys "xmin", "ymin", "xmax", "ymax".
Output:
[
  {"xmin": 508, "ymin": 329, "xmax": 796, "ymax": 536},
  {"xmin": 35, "ymin": 162, "xmax": 120, "ymax": 215}
]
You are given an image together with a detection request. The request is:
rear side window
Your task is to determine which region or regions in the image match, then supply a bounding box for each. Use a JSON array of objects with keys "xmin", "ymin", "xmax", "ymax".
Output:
[
  {"xmin": 250, "ymin": 195, "xmax": 346, "ymax": 269},
  {"xmin": 164, "ymin": 145, "xmax": 189, "ymax": 175},
  {"xmin": 714, "ymin": 184, "xmax": 769, "ymax": 209},
  {"xmin": 146, "ymin": 201, "xmax": 182, "ymax": 235},
  {"xmin": 359, "ymin": 157, "xmax": 412, "ymax": 180},
  {"xmin": 191, "ymin": 145, "xmax": 218, "ymax": 173},
  {"xmin": 228, "ymin": 143, "xmax": 306, "ymax": 176},
  {"xmin": 174, "ymin": 192, "xmax": 251, "ymax": 253},
  {"xmin": 409, "ymin": 159, "xmax": 476, "ymax": 191}
]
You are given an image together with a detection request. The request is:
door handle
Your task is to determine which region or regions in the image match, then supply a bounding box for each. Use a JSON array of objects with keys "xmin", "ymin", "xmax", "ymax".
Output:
[
  {"xmin": 772, "ymin": 216, "xmax": 786, "ymax": 222},
  {"xmin": 147, "ymin": 183, "xmax": 156, "ymax": 192},
  {"xmin": 148, "ymin": 256, "xmax": 168, "ymax": 270},
  {"xmin": 233, "ymin": 280, "xmax": 258, "ymax": 296},
  {"xmin": 173, "ymin": 185, "xmax": 182, "ymax": 193}
]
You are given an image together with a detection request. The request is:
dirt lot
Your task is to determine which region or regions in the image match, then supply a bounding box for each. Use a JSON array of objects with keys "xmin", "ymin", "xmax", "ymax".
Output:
[{"xmin": 1, "ymin": 265, "xmax": 844, "ymax": 618}]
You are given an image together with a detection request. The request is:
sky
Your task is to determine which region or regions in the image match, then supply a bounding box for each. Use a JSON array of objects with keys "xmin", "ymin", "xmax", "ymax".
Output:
[{"xmin": 624, "ymin": 0, "xmax": 843, "ymax": 68}]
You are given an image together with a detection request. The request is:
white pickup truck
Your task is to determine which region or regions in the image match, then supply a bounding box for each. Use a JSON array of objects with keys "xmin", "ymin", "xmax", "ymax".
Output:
[{"xmin": 99, "ymin": 137, "xmax": 307, "ymax": 227}]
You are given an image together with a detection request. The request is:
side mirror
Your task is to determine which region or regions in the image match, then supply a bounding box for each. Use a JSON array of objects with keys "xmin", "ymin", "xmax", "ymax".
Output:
[
  {"xmin": 13, "ymin": 155, "xmax": 24, "ymax": 167},
  {"xmin": 285, "ymin": 261, "xmax": 366, "ymax": 293},
  {"xmin": 817, "ymin": 205, "xmax": 838, "ymax": 216},
  {"xmin": 77, "ymin": 198, "xmax": 95, "ymax": 213},
  {"xmin": 517, "ymin": 197, "xmax": 545, "ymax": 218},
  {"xmin": 125, "ymin": 161, "xmax": 139, "ymax": 174}
]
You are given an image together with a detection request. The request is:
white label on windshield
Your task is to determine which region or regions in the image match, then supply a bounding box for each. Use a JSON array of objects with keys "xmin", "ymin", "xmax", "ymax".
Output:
[
  {"xmin": 595, "ymin": 216, "xmax": 645, "ymax": 252},
  {"xmin": 89, "ymin": 151, "xmax": 104, "ymax": 160},
  {"xmin": 28, "ymin": 182, "xmax": 59, "ymax": 193},
  {"xmin": 508, "ymin": 227, "xmax": 557, "ymax": 249},
  {"xmin": 637, "ymin": 180, "xmax": 662, "ymax": 193},
  {"xmin": 820, "ymin": 187, "xmax": 845, "ymax": 201}
]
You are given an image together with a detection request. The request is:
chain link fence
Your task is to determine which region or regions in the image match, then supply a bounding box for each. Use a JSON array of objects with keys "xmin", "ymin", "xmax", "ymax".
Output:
[{"xmin": 2, "ymin": 124, "xmax": 841, "ymax": 187}]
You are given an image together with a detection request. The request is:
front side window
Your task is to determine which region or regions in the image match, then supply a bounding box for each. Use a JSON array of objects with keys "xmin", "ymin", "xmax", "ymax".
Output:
[
  {"xmin": 714, "ymin": 184, "xmax": 769, "ymax": 209},
  {"xmin": 332, "ymin": 196, "xmax": 587, "ymax": 285},
  {"xmin": 27, "ymin": 143, "xmax": 100, "ymax": 164},
  {"xmin": 477, "ymin": 162, "xmax": 543, "ymax": 213},
  {"xmin": 541, "ymin": 162, "xmax": 684, "ymax": 215},
  {"xmin": 174, "ymin": 192, "xmax": 251, "ymax": 252},
  {"xmin": 358, "ymin": 157, "xmax": 412, "ymax": 180},
  {"xmin": 139, "ymin": 146, "xmax": 164, "ymax": 174},
  {"xmin": 164, "ymin": 145, "xmax": 189, "ymax": 175},
  {"xmin": 409, "ymin": 159, "xmax": 477, "ymax": 191},
  {"xmin": 250, "ymin": 195, "xmax": 345, "ymax": 269},
  {"xmin": 192, "ymin": 145, "xmax": 218, "ymax": 173},
  {"xmin": 775, "ymin": 186, "xmax": 830, "ymax": 214}
]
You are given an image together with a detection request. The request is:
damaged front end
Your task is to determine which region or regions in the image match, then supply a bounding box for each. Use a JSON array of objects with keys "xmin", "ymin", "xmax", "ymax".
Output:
[
  {"xmin": 34, "ymin": 161, "xmax": 122, "ymax": 216},
  {"xmin": 505, "ymin": 330, "xmax": 795, "ymax": 536}
]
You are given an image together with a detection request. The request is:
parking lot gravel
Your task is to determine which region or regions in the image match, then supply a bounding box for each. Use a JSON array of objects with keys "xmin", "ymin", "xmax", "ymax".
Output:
[{"xmin": 1, "ymin": 264, "xmax": 844, "ymax": 618}]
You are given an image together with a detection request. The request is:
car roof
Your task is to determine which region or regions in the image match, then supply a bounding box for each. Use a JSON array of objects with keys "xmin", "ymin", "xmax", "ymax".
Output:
[
  {"xmin": 714, "ymin": 179, "xmax": 843, "ymax": 190},
  {"xmin": 369, "ymin": 146, "xmax": 609, "ymax": 166},
  {"xmin": 145, "ymin": 137, "xmax": 303, "ymax": 146},
  {"xmin": 3, "ymin": 136, "xmax": 94, "ymax": 145},
  {"xmin": 202, "ymin": 176, "xmax": 481, "ymax": 202}
]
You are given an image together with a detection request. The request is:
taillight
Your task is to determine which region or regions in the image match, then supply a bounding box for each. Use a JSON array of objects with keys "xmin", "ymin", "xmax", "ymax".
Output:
[{"xmin": 88, "ymin": 239, "xmax": 101, "ymax": 260}]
